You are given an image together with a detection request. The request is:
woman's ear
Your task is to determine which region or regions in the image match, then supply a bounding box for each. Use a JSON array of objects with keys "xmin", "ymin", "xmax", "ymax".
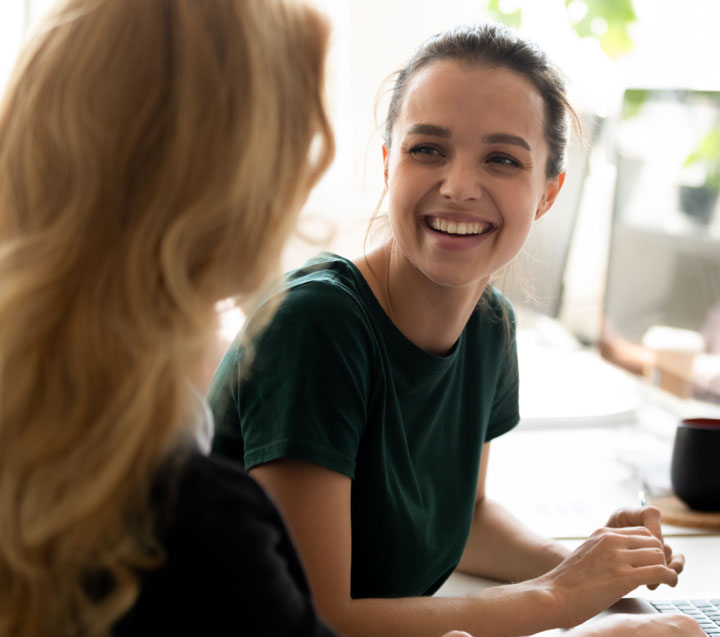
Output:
[{"xmin": 535, "ymin": 172, "xmax": 566, "ymax": 220}]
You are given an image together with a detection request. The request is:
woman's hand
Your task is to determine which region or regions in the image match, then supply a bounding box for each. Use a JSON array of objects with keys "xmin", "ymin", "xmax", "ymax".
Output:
[
  {"xmin": 535, "ymin": 526, "xmax": 679, "ymax": 628},
  {"xmin": 605, "ymin": 507, "xmax": 685, "ymax": 588},
  {"xmin": 438, "ymin": 612, "xmax": 706, "ymax": 637},
  {"xmin": 565, "ymin": 612, "xmax": 705, "ymax": 636}
]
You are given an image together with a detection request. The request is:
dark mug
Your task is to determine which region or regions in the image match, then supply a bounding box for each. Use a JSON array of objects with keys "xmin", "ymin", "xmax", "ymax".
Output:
[{"xmin": 670, "ymin": 418, "xmax": 720, "ymax": 511}]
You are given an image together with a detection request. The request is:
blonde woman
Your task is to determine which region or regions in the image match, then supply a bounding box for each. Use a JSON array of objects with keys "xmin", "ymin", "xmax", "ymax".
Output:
[
  {"xmin": 0, "ymin": 0, "xmax": 337, "ymax": 635},
  {"xmin": 0, "ymin": 3, "xmax": 480, "ymax": 637}
]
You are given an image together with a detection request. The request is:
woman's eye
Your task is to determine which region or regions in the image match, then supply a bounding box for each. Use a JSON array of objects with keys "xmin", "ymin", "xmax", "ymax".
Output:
[
  {"xmin": 488, "ymin": 154, "xmax": 520, "ymax": 167},
  {"xmin": 409, "ymin": 144, "xmax": 443, "ymax": 158}
]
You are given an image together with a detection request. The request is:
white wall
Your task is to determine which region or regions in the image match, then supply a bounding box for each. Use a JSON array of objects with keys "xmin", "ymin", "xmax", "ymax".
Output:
[{"xmin": 0, "ymin": 2, "xmax": 27, "ymax": 92}]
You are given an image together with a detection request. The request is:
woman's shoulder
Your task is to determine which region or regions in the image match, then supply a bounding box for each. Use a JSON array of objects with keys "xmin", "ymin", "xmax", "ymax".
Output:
[
  {"xmin": 147, "ymin": 449, "xmax": 280, "ymax": 538},
  {"xmin": 174, "ymin": 450, "xmax": 274, "ymax": 516},
  {"xmin": 281, "ymin": 252, "xmax": 372, "ymax": 313},
  {"xmin": 252, "ymin": 253, "xmax": 378, "ymax": 341},
  {"xmin": 155, "ymin": 449, "xmax": 298, "ymax": 578},
  {"xmin": 117, "ymin": 449, "xmax": 338, "ymax": 636}
]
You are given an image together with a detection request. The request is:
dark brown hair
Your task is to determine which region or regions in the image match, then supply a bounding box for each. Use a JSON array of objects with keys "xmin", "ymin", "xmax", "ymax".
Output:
[{"xmin": 384, "ymin": 23, "xmax": 579, "ymax": 179}]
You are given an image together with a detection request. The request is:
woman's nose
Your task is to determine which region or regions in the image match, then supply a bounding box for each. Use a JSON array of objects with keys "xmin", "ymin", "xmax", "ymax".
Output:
[{"xmin": 438, "ymin": 158, "xmax": 482, "ymax": 202}]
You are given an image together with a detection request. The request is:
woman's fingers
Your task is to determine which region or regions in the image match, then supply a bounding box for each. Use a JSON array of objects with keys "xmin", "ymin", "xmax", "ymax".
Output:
[
  {"xmin": 592, "ymin": 525, "xmax": 662, "ymax": 541},
  {"xmin": 667, "ymin": 550, "xmax": 685, "ymax": 575},
  {"xmin": 601, "ymin": 520, "xmax": 685, "ymax": 590},
  {"xmin": 539, "ymin": 527, "xmax": 681, "ymax": 627},
  {"xmin": 606, "ymin": 507, "xmax": 663, "ymax": 539},
  {"xmin": 590, "ymin": 527, "xmax": 666, "ymax": 554},
  {"xmin": 623, "ymin": 547, "xmax": 673, "ymax": 568},
  {"xmin": 595, "ymin": 533, "xmax": 679, "ymax": 589},
  {"xmin": 632, "ymin": 563, "xmax": 679, "ymax": 588},
  {"xmin": 605, "ymin": 507, "xmax": 686, "ymax": 577}
]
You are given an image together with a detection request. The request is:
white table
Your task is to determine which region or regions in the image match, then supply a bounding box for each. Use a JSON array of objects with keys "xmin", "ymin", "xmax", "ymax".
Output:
[{"xmin": 493, "ymin": 317, "xmax": 720, "ymax": 539}]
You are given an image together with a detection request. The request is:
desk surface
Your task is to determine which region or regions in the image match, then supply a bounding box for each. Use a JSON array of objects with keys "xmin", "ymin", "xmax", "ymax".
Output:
[
  {"xmin": 490, "ymin": 328, "xmax": 720, "ymax": 539},
  {"xmin": 484, "ymin": 422, "xmax": 720, "ymax": 539}
]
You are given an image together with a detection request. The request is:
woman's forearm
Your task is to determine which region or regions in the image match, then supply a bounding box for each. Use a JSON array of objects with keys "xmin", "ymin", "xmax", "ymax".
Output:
[
  {"xmin": 329, "ymin": 581, "xmax": 559, "ymax": 637},
  {"xmin": 251, "ymin": 463, "xmax": 679, "ymax": 637},
  {"xmin": 457, "ymin": 497, "xmax": 570, "ymax": 582}
]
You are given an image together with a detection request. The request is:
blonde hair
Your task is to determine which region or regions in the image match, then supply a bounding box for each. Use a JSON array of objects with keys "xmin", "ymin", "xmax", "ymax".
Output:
[{"xmin": 0, "ymin": 0, "xmax": 333, "ymax": 635}]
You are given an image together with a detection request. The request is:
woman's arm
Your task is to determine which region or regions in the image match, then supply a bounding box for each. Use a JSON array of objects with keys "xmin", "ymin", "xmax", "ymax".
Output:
[
  {"xmin": 446, "ymin": 614, "xmax": 705, "ymax": 637},
  {"xmin": 456, "ymin": 445, "xmax": 684, "ymax": 586},
  {"xmin": 457, "ymin": 443, "xmax": 570, "ymax": 582},
  {"xmin": 565, "ymin": 613, "xmax": 704, "ymax": 637},
  {"xmin": 251, "ymin": 459, "xmax": 557, "ymax": 637},
  {"xmin": 250, "ymin": 459, "xmax": 679, "ymax": 637}
]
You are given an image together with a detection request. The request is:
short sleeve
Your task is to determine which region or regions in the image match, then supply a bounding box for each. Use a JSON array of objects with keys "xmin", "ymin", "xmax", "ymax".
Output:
[
  {"xmin": 209, "ymin": 281, "xmax": 374, "ymax": 478},
  {"xmin": 485, "ymin": 296, "xmax": 520, "ymax": 441}
]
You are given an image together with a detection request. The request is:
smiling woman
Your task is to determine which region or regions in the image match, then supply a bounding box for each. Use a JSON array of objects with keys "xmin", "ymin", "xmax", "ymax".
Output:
[
  {"xmin": 208, "ymin": 22, "xmax": 701, "ymax": 637},
  {"xmin": 377, "ymin": 61, "xmax": 562, "ymax": 312}
]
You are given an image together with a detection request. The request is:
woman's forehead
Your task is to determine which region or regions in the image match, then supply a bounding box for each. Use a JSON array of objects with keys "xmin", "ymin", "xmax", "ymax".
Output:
[{"xmin": 395, "ymin": 60, "xmax": 547, "ymax": 148}]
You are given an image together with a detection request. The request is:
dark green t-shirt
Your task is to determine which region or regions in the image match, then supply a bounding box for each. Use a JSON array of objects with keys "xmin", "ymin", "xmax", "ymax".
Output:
[{"xmin": 208, "ymin": 253, "xmax": 520, "ymax": 599}]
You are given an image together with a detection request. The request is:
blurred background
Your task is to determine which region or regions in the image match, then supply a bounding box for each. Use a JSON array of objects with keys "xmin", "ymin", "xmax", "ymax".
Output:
[{"xmin": 3, "ymin": 0, "xmax": 720, "ymax": 404}]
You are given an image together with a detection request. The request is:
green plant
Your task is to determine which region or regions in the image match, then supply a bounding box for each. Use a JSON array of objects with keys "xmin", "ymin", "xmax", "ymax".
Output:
[
  {"xmin": 684, "ymin": 125, "xmax": 720, "ymax": 190},
  {"xmin": 485, "ymin": 0, "xmax": 637, "ymax": 60},
  {"xmin": 565, "ymin": 0, "xmax": 636, "ymax": 59},
  {"xmin": 486, "ymin": 0, "xmax": 522, "ymax": 28},
  {"xmin": 621, "ymin": 88, "xmax": 649, "ymax": 120}
]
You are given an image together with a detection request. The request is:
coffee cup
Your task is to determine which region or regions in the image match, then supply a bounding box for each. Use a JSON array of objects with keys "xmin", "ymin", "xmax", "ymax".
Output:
[{"xmin": 670, "ymin": 418, "xmax": 720, "ymax": 511}]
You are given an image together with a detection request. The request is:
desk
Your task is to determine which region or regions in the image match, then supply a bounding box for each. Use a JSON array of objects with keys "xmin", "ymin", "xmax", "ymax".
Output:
[
  {"xmin": 502, "ymin": 313, "xmax": 720, "ymax": 538},
  {"xmin": 483, "ymin": 422, "xmax": 720, "ymax": 539}
]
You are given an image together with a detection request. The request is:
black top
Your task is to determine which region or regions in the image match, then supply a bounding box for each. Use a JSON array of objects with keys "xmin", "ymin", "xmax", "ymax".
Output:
[{"xmin": 114, "ymin": 450, "xmax": 338, "ymax": 637}]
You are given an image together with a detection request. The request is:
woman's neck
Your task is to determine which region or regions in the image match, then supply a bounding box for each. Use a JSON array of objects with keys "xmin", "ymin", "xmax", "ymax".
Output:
[{"xmin": 353, "ymin": 243, "xmax": 488, "ymax": 356}]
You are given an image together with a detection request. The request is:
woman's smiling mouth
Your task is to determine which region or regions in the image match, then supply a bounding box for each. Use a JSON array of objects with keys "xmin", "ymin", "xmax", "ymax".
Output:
[{"xmin": 425, "ymin": 216, "xmax": 497, "ymax": 236}]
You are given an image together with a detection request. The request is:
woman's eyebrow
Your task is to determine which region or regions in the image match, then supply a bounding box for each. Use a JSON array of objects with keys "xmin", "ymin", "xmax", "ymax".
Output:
[
  {"xmin": 405, "ymin": 123, "xmax": 451, "ymax": 138},
  {"xmin": 404, "ymin": 126, "xmax": 532, "ymax": 152},
  {"xmin": 483, "ymin": 132, "xmax": 531, "ymax": 150}
]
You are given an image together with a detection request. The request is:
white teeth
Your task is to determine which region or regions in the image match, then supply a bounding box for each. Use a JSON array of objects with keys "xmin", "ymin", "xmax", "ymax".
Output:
[{"xmin": 428, "ymin": 217, "xmax": 488, "ymax": 236}]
